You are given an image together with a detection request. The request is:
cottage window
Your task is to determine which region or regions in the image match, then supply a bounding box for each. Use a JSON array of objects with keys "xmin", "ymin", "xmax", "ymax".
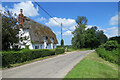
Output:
[{"xmin": 35, "ymin": 46, "xmax": 39, "ymax": 49}]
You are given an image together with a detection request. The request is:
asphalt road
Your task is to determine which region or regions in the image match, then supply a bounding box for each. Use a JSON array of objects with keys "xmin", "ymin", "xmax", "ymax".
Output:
[{"xmin": 2, "ymin": 50, "xmax": 94, "ymax": 78}]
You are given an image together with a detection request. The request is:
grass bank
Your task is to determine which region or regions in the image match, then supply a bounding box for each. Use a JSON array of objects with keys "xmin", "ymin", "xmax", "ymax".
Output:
[{"xmin": 65, "ymin": 51, "xmax": 118, "ymax": 78}]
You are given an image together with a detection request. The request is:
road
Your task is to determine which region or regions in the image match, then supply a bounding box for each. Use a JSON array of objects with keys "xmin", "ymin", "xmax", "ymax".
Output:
[{"xmin": 2, "ymin": 50, "xmax": 94, "ymax": 78}]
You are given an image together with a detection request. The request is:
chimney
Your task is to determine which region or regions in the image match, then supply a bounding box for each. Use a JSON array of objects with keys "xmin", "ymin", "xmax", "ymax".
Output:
[
  {"xmin": 20, "ymin": 9, "xmax": 23, "ymax": 14},
  {"xmin": 18, "ymin": 9, "xmax": 24, "ymax": 27}
]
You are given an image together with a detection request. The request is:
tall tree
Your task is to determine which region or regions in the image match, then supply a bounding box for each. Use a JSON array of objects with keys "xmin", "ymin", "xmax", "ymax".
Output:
[
  {"xmin": 84, "ymin": 26, "xmax": 100, "ymax": 49},
  {"xmin": 72, "ymin": 16, "xmax": 87, "ymax": 48}
]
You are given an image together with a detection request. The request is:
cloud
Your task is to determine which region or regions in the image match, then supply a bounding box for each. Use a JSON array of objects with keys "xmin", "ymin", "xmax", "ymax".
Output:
[
  {"xmin": 37, "ymin": 17, "xmax": 46, "ymax": 21},
  {"xmin": 45, "ymin": 17, "xmax": 77, "ymax": 30},
  {"xmin": 63, "ymin": 30, "xmax": 72, "ymax": 35},
  {"xmin": 9, "ymin": 1, "xmax": 39, "ymax": 17},
  {"xmin": 110, "ymin": 14, "xmax": 118, "ymax": 25},
  {"xmin": 104, "ymin": 26, "xmax": 118, "ymax": 38}
]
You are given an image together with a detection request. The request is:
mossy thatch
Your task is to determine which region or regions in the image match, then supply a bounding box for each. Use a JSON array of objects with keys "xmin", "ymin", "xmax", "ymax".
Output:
[{"xmin": 22, "ymin": 16, "xmax": 58, "ymax": 44}]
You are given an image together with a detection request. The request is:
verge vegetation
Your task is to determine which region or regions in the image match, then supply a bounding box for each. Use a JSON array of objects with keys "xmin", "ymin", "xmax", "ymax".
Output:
[{"xmin": 65, "ymin": 51, "xmax": 118, "ymax": 78}]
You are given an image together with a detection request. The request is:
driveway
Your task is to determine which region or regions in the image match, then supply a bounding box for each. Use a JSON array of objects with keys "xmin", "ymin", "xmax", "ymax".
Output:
[{"xmin": 2, "ymin": 50, "xmax": 94, "ymax": 78}]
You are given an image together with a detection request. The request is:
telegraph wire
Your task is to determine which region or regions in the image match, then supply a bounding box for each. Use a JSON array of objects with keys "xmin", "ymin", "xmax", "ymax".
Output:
[{"xmin": 33, "ymin": 0, "xmax": 72, "ymax": 33}]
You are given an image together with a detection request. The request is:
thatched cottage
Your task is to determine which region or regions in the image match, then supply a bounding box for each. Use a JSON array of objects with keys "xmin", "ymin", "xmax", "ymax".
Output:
[{"xmin": 18, "ymin": 9, "xmax": 58, "ymax": 49}]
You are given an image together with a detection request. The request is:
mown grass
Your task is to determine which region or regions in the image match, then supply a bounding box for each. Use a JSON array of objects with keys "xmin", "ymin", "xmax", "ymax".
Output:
[
  {"xmin": 67, "ymin": 48, "xmax": 91, "ymax": 52},
  {"xmin": 65, "ymin": 51, "xmax": 118, "ymax": 78}
]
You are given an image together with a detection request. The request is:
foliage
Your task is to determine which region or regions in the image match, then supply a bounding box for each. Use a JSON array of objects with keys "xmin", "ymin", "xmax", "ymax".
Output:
[
  {"xmin": 109, "ymin": 36, "xmax": 120, "ymax": 44},
  {"xmin": 2, "ymin": 11, "xmax": 19, "ymax": 51},
  {"xmin": 96, "ymin": 30, "xmax": 108, "ymax": 44},
  {"xmin": 2, "ymin": 49, "xmax": 55, "ymax": 67},
  {"xmin": 104, "ymin": 41, "xmax": 119, "ymax": 51},
  {"xmin": 96, "ymin": 41, "xmax": 119, "ymax": 64},
  {"xmin": 84, "ymin": 26, "xmax": 100, "ymax": 49},
  {"xmin": 55, "ymin": 48, "xmax": 65, "ymax": 55},
  {"xmin": 72, "ymin": 16, "xmax": 108, "ymax": 49},
  {"xmin": 61, "ymin": 39, "xmax": 64, "ymax": 47},
  {"xmin": 2, "ymin": 48, "xmax": 66, "ymax": 67},
  {"xmin": 65, "ymin": 52, "xmax": 118, "ymax": 78},
  {"xmin": 72, "ymin": 16, "xmax": 87, "ymax": 48},
  {"xmin": 96, "ymin": 48, "xmax": 118, "ymax": 64}
]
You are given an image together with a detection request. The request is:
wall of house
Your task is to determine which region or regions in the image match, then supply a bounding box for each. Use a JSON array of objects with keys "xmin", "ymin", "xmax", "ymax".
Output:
[{"xmin": 19, "ymin": 28, "xmax": 33, "ymax": 49}]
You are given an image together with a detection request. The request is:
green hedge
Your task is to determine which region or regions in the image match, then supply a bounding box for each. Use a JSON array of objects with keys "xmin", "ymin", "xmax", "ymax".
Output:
[
  {"xmin": 55, "ymin": 48, "xmax": 65, "ymax": 55},
  {"xmin": 2, "ymin": 49, "xmax": 55, "ymax": 67},
  {"xmin": 96, "ymin": 48, "xmax": 118, "ymax": 64},
  {"xmin": 96, "ymin": 41, "xmax": 119, "ymax": 64}
]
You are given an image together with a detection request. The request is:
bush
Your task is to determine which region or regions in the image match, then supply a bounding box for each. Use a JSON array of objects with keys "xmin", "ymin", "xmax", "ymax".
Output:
[
  {"xmin": 104, "ymin": 41, "xmax": 119, "ymax": 51},
  {"xmin": 96, "ymin": 48, "xmax": 118, "ymax": 64},
  {"xmin": 96, "ymin": 40, "xmax": 119, "ymax": 64},
  {"xmin": 61, "ymin": 39, "xmax": 64, "ymax": 47},
  {"xmin": 55, "ymin": 48, "xmax": 65, "ymax": 55},
  {"xmin": 2, "ymin": 49, "xmax": 55, "ymax": 67}
]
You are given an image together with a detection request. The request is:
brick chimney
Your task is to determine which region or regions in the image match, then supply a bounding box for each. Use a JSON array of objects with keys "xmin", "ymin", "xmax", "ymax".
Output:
[{"xmin": 18, "ymin": 9, "xmax": 24, "ymax": 27}]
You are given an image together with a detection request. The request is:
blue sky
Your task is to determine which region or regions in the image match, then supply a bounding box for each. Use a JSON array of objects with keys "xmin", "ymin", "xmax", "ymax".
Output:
[{"xmin": 1, "ymin": 2, "xmax": 119, "ymax": 45}]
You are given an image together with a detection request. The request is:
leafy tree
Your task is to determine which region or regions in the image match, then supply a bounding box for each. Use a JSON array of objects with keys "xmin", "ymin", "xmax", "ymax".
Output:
[
  {"xmin": 61, "ymin": 39, "xmax": 64, "ymax": 47},
  {"xmin": 96, "ymin": 30, "xmax": 108, "ymax": 44},
  {"xmin": 84, "ymin": 26, "xmax": 99, "ymax": 49},
  {"xmin": 109, "ymin": 36, "xmax": 120, "ymax": 44},
  {"xmin": 2, "ymin": 11, "xmax": 20, "ymax": 51},
  {"xmin": 72, "ymin": 16, "xmax": 87, "ymax": 48}
]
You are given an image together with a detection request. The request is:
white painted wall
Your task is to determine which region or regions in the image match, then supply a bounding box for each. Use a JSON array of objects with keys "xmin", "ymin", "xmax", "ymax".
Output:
[{"xmin": 19, "ymin": 28, "xmax": 33, "ymax": 49}]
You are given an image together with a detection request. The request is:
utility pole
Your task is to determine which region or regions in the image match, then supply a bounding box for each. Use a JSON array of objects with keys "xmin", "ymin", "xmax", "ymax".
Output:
[{"xmin": 61, "ymin": 23, "xmax": 62, "ymax": 40}]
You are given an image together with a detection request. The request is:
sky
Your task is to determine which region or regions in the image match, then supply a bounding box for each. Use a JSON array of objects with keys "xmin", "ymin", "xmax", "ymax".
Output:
[{"xmin": 0, "ymin": 1, "xmax": 119, "ymax": 45}]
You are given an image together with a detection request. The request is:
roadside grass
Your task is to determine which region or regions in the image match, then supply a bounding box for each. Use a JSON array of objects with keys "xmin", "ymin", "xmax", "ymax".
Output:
[
  {"xmin": 2, "ymin": 53, "xmax": 66, "ymax": 70},
  {"xmin": 67, "ymin": 48, "xmax": 91, "ymax": 52},
  {"xmin": 65, "ymin": 51, "xmax": 118, "ymax": 78}
]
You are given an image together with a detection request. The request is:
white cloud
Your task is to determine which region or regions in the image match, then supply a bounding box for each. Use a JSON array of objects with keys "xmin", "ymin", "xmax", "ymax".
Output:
[
  {"xmin": 104, "ymin": 26, "xmax": 118, "ymax": 38},
  {"xmin": 110, "ymin": 14, "xmax": 118, "ymax": 25},
  {"xmin": 63, "ymin": 30, "xmax": 72, "ymax": 35},
  {"xmin": 45, "ymin": 17, "xmax": 77, "ymax": 30},
  {"xmin": 9, "ymin": 1, "xmax": 39, "ymax": 17},
  {"xmin": 37, "ymin": 17, "xmax": 46, "ymax": 21}
]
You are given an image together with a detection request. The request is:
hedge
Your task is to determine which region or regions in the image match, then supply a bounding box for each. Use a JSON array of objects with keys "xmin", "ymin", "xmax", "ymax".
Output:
[
  {"xmin": 2, "ymin": 49, "xmax": 55, "ymax": 67},
  {"xmin": 55, "ymin": 48, "xmax": 65, "ymax": 55},
  {"xmin": 2, "ymin": 48, "xmax": 66, "ymax": 67}
]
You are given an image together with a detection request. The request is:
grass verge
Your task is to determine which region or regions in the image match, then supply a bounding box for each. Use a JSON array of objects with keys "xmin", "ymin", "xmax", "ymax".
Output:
[
  {"xmin": 67, "ymin": 48, "xmax": 91, "ymax": 52},
  {"xmin": 65, "ymin": 51, "xmax": 118, "ymax": 78}
]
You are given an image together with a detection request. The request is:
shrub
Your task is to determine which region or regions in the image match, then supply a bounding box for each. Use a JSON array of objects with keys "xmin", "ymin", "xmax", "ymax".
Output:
[
  {"xmin": 104, "ymin": 41, "xmax": 119, "ymax": 51},
  {"xmin": 55, "ymin": 48, "xmax": 65, "ymax": 55},
  {"xmin": 2, "ymin": 49, "xmax": 55, "ymax": 67},
  {"xmin": 61, "ymin": 39, "xmax": 64, "ymax": 47},
  {"xmin": 96, "ymin": 46, "xmax": 119, "ymax": 64}
]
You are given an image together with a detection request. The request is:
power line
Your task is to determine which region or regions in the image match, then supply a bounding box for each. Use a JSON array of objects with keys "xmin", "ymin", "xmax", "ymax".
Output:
[
  {"xmin": 33, "ymin": 0, "xmax": 60, "ymax": 25},
  {"xmin": 33, "ymin": 0, "xmax": 73, "ymax": 39}
]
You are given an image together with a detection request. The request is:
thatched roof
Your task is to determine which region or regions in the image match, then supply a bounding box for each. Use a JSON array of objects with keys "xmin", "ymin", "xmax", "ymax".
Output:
[{"xmin": 22, "ymin": 16, "xmax": 58, "ymax": 44}]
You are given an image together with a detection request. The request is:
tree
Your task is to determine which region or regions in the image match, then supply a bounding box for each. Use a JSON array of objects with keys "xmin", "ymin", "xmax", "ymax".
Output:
[
  {"xmin": 96, "ymin": 30, "xmax": 108, "ymax": 44},
  {"xmin": 84, "ymin": 26, "xmax": 100, "ymax": 49},
  {"xmin": 72, "ymin": 16, "xmax": 87, "ymax": 48},
  {"xmin": 61, "ymin": 39, "xmax": 64, "ymax": 47},
  {"xmin": 2, "ymin": 11, "xmax": 19, "ymax": 51},
  {"xmin": 109, "ymin": 36, "xmax": 120, "ymax": 44}
]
